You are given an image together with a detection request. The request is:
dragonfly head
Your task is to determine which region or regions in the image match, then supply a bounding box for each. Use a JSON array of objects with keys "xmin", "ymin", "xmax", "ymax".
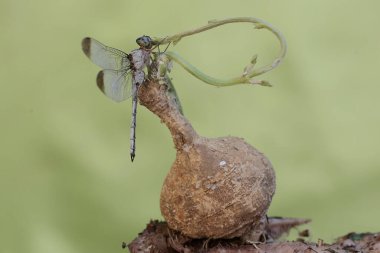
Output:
[{"xmin": 136, "ymin": 35, "xmax": 153, "ymax": 49}]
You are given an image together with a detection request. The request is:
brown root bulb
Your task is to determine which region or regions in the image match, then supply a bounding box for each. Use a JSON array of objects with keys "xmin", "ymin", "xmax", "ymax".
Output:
[
  {"xmin": 138, "ymin": 79, "xmax": 276, "ymax": 239},
  {"xmin": 161, "ymin": 136, "xmax": 275, "ymax": 238}
]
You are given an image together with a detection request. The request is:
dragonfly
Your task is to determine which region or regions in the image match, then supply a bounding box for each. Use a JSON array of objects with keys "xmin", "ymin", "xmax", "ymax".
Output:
[{"xmin": 81, "ymin": 36, "xmax": 156, "ymax": 162}]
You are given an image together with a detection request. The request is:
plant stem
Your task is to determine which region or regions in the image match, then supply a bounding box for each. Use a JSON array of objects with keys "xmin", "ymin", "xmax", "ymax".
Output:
[{"xmin": 153, "ymin": 17, "xmax": 287, "ymax": 87}]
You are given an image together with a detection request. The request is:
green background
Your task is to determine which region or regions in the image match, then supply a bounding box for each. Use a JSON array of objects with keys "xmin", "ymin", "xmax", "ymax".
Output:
[{"xmin": 1, "ymin": 0, "xmax": 379, "ymax": 252}]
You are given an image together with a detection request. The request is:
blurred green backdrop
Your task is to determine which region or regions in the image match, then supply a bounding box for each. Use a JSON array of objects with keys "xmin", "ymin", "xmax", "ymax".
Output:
[{"xmin": 1, "ymin": 0, "xmax": 380, "ymax": 252}]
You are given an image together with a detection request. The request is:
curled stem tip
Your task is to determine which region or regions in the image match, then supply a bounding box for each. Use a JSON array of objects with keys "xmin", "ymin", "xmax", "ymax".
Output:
[{"xmin": 153, "ymin": 17, "xmax": 287, "ymax": 87}]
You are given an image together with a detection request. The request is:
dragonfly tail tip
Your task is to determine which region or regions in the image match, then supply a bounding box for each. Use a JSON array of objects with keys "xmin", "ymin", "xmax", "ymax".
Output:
[{"xmin": 131, "ymin": 153, "xmax": 135, "ymax": 162}]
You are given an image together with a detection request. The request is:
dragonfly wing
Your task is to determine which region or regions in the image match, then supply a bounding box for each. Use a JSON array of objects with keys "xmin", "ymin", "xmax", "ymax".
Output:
[
  {"xmin": 97, "ymin": 70, "xmax": 132, "ymax": 102},
  {"xmin": 82, "ymin": 37, "xmax": 130, "ymax": 70}
]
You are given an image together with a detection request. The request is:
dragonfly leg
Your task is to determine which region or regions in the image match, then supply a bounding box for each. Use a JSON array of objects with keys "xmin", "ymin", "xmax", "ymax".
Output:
[{"xmin": 162, "ymin": 41, "xmax": 172, "ymax": 53}]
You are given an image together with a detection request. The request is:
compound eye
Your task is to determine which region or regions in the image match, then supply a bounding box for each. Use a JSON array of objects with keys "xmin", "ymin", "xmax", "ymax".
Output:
[{"xmin": 136, "ymin": 36, "xmax": 152, "ymax": 49}]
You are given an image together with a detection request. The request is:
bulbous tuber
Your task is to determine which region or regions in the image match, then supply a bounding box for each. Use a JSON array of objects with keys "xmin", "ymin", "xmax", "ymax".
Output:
[
  {"xmin": 161, "ymin": 136, "xmax": 276, "ymax": 238},
  {"xmin": 138, "ymin": 79, "xmax": 276, "ymax": 239}
]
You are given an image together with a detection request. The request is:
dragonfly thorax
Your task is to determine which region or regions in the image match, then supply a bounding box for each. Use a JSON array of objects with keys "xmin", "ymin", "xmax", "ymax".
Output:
[
  {"xmin": 129, "ymin": 48, "xmax": 151, "ymax": 71},
  {"xmin": 136, "ymin": 35, "xmax": 153, "ymax": 49}
]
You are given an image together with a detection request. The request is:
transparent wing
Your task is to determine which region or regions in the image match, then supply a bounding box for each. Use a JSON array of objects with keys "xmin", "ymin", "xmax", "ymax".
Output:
[
  {"xmin": 96, "ymin": 70, "xmax": 133, "ymax": 102},
  {"xmin": 82, "ymin": 37, "xmax": 130, "ymax": 70}
]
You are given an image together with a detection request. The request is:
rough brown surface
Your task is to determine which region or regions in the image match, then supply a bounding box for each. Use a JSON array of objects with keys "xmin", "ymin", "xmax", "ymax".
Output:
[
  {"xmin": 161, "ymin": 136, "xmax": 275, "ymax": 239},
  {"xmin": 139, "ymin": 79, "xmax": 275, "ymax": 239}
]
